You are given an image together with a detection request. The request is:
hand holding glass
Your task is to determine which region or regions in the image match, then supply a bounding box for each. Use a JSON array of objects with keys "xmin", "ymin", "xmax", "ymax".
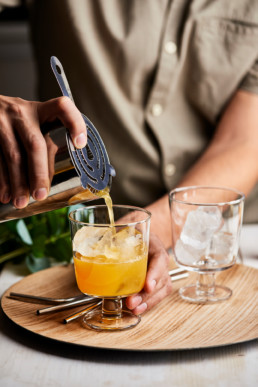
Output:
[{"xmin": 169, "ymin": 186, "xmax": 245, "ymax": 303}]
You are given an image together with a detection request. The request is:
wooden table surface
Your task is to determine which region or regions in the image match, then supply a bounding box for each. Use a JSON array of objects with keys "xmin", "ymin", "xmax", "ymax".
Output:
[{"xmin": 0, "ymin": 224, "xmax": 257, "ymax": 387}]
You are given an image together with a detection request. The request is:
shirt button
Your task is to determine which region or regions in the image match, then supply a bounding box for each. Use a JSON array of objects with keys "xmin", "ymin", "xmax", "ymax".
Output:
[
  {"xmin": 164, "ymin": 41, "xmax": 177, "ymax": 55},
  {"xmin": 165, "ymin": 163, "xmax": 176, "ymax": 177},
  {"xmin": 151, "ymin": 103, "xmax": 163, "ymax": 117}
]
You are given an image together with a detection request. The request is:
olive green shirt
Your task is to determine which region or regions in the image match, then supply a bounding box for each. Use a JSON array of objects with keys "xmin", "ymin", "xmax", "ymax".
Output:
[{"xmin": 2, "ymin": 0, "xmax": 258, "ymax": 221}]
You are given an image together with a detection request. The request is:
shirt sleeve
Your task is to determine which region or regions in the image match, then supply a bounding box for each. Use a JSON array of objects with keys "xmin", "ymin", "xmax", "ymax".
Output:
[{"xmin": 239, "ymin": 58, "xmax": 258, "ymax": 95}]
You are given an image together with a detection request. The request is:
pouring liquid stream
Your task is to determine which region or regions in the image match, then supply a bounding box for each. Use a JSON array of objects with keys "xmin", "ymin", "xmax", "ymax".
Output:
[
  {"xmin": 95, "ymin": 188, "xmax": 115, "ymax": 226},
  {"xmin": 68, "ymin": 187, "xmax": 115, "ymax": 226}
]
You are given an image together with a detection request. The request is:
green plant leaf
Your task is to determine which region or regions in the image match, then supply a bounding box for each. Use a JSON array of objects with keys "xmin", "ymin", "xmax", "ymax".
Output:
[
  {"xmin": 0, "ymin": 223, "xmax": 10, "ymax": 235},
  {"xmin": 0, "ymin": 207, "xmax": 72, "ymax": 269},
  {"xmin": 25, "ymin": 253, "xmax": 50, "ymax": 273},
  {"xmin": 16, "ymin": 219, "xmax": 33, "ymax": 245},
  {"xmin": 5, "ymin": 219, "xmax": 18, "ymax": 234},
  {"xmin": 45, "ymin": 237, "xmax": 72, "ymax": 263},
  {"xmin": 0, "ymin": 225, "xmax": 15, "ymax": 245},
  {"xmin": 30, "ymin": 221, "xmax": 48, "ymax": 241},
  {"xmin": 46, "ymin": 211, "xmax": 60, "ymax": 236},
  {"xmin": 32, "ymin": 234, "xmax": 47, "ymax": 257}
]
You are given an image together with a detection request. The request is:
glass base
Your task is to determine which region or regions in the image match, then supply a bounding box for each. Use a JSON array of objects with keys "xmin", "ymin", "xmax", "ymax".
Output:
[
  {"xmin": 179, "ymin": 284, "xmax": 232, "ymax": 303},
  {"xmin": 82, "ymin": 309, "xmax": 141, "ymax": 331}
]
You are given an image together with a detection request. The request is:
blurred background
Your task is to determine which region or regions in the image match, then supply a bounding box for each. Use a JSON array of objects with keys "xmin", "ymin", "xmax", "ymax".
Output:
[{"xmin": 0, "ymin": 4, "xmax": 36, "ymax": 100}]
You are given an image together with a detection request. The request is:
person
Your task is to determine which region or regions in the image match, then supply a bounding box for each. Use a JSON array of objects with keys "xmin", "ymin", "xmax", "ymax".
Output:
[{"xmin": 0, "ymin": 0, "xmax": 258, "ymax": 315}]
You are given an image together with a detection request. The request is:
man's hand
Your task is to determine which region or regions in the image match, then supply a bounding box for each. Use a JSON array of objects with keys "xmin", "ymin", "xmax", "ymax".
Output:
[
  {"xmin": 126, "ymin": 233, "xmax": 172, "ymax": 315},
  {"xmin": 0, "ymin": 95, "xmax": 87, "ymax": 208}
]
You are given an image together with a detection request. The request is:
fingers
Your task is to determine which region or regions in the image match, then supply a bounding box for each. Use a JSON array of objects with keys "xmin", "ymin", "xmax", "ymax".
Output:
[
  {"xmin": 127, "ymin": 284, "xmax": 172, "ymax": 315},
  {"xmin": 12, "ymin": 103, "xmax": 49, "ymax": 200},
  {"xmin": 45, "ymin": 134, "xmax": 58, "ymax": 184},
  {"xmin": 0, "ymin": 95, "xmax": 86, "ymax": 208},
  {"xmin": 126, "ymin": 234, "xmax": 173, "ymax": 315},
  {"xmin": 8, "ymin": 99, "xmax": 49, "ymax": 203},
  {"xmin": 0, "ymin": 148, "xmax": 11, "ymax": 203},
  {"xmin": 0, "ymin": 112, "xmax": 30, "ymax": 208},
  {"xmin": 144, "ymin": 234, "xmax": 170, "ymax": 293},
  {"xmin": 37, "ymin": 97, "xmax": 87, "ymax": 148},
  {"xmin": 0, "ymin": 96, "xmax": 49, "ymax": 207}
]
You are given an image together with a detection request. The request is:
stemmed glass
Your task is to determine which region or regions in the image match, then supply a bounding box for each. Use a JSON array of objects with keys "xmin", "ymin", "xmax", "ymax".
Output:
[
  {"xmin": 169, "ymin": 186, "xmax": 245, "ymax": 303},
  {"xmin": 69, "ymin": 205, "xmax": 151, "ymax": 331}
]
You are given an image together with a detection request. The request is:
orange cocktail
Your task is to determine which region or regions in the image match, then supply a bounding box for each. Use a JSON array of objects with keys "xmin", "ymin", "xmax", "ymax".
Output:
[
  {"xmin": 69, "ymin": 205, "xmax": 151, "ymax": 331},
  {"xmin": 73, "ymin": 227, "xmax": 148, "ymax": 297}
]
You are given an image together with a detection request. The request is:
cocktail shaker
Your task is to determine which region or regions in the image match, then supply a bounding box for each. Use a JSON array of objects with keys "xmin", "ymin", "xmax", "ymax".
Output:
[{"xmin": 0, "ymin": 57, "xmax": 115, "ymax": 223}]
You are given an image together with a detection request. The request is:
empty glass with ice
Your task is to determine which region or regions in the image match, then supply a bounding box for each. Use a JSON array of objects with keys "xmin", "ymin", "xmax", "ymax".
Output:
[
  {"xmin": 69, "ymin": 205, "xmax": 151, "ymax": 330},
  {"xmin": 169, "ymin": 186, "xmax": 245, "ymax": 303}
]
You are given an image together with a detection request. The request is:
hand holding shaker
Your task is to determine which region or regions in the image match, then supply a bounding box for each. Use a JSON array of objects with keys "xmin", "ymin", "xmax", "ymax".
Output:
[{"xmin": 0, "ymin": 57, "xmax": 115, "ymax": 223}]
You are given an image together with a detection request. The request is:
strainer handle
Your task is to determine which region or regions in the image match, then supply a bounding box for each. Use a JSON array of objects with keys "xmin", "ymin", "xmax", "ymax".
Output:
[{"xmin": 50, "ymin": 56, "xmax": 75, "ymax": 102}]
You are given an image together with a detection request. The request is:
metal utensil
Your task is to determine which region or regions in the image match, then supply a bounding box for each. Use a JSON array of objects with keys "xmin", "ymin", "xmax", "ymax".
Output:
[
  {"xmin": 169, "ymin": 267, "xmax": 189, "ymax": 282},
  {"xmin": 8, "ymin": 292, "xmax": 87, "ymax": 305},
  {"xmin": 36, "ymin": 296, "xmax": 97, "ymax": 315},
  {"xmin": 171, "ymin": 272, "xmax": 189, "ymax": 282},
  {"xmin": 64, "ymin": 301, "xmax": 102, "ymax": 324}
]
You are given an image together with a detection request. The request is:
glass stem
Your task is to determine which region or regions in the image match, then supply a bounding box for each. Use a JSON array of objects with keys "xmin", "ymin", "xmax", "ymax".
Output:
[
  {"xmin": 102, "ymin": 298, "xmax": 123, "ymax": 319},
  {"xmin": 196, "ymin": 273, "xmax": 215, "ymax": 296}
]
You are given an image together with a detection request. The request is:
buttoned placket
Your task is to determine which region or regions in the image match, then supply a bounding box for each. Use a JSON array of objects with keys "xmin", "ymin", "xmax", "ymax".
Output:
[
  {"xmin": 146, "ymin": 5, "xmax": 178, "ymax": 118},
  {"xmin": 145, "ymin": 0, "xmax": 189, "ymax": 183}
]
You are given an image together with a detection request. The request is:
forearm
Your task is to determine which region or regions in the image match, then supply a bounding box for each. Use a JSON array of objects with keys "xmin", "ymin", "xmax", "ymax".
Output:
[
  {"xmin": 180, "ymin": 91, "xmax": 258, "ymax": 193},
  {"xmin": 146, "ymin": 90, "xmax": 258, "ymax": 249}
]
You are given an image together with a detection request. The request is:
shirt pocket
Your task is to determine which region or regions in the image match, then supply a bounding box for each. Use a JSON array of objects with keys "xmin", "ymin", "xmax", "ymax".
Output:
[{"xmin": 185, "ymin": 17, "xmax": 258, "ymax": 123}]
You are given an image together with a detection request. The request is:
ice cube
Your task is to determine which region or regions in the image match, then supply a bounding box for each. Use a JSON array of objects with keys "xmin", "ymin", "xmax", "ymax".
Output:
[
  {"xmin": 210, "ymin": 231, "xmax": 235, "ymax": 257},
  {"xmin": 73, "ymin": 226, "xmax": 108, "ymax": 256},
  {"xmin": 180, "ymin": 206, "xmax": 222, "ymax": 250},
  {"xmin": 125, "ymin": 233, "xmax": 142, "ymax": 247},
  {"xmin": 112, "ymin": 227, "xmax": 133, "ymax": 245},
  {"xmin": 110, "ymin": 227, "xmax": 143, "ymax": 260},
  {"xmin": 93, "ymin": 228, "xmax": 113, "ymax": 250},
  {"xmin": 91, "ymin": 227, "xmax": 134, "ymax": 261},
  {"xmin": 123, "ymin": 233, "xmax": 143, "ymax": 259},
  {"xmin": 175, "ymin": 239, "xmax": 207, "ymax": 266}
]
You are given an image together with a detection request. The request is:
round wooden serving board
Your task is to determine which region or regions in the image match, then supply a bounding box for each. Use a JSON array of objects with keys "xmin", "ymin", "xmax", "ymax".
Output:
[{"xmin": 1, "ymin": 264, "xmax": 258, "ymax": 351}]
